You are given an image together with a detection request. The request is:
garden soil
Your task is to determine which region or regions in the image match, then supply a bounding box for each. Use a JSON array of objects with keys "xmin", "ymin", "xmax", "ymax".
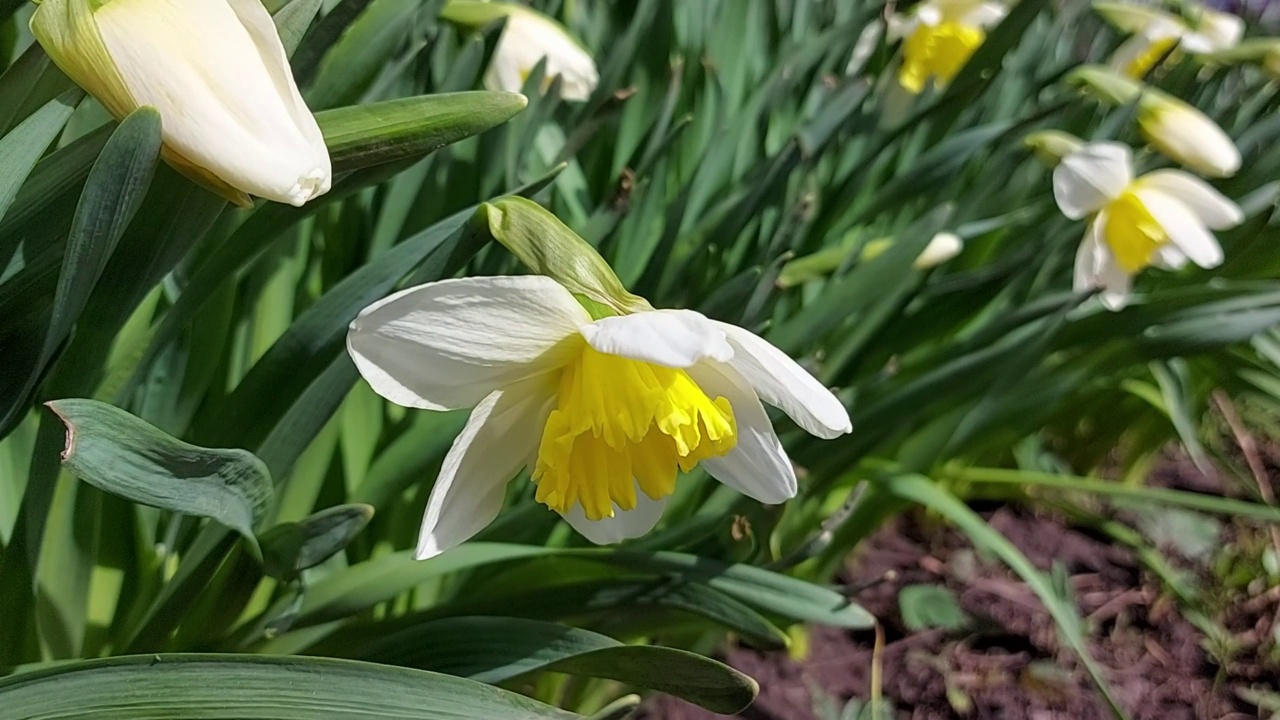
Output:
[{"xmin": 641, "ymin": 452, "xmax": 1280, "ymax": 720}]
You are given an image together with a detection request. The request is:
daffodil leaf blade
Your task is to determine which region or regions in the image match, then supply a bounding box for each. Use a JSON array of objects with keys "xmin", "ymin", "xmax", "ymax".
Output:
[
  {"xmin": 0, "ymin": 105, "xmax": 158, "ymax": 436},
  {"xmin": 44, "ymin": 399, "xmax": 273, "ymax": 553},
  {"xmin": 304, "ymin": 0, "xmax": 426, "ymax": 110},
  {"xmin": 321, "ymin": 91, "xmax": 528, "ymax": 174},
  {"xmin": 273, "ymin": 0, "xmax": 323, "ymax": 56},
  {"xmin": 347, "ymin": 616, "xmax": 757, "ymax": 715},
  {"xmin": 289, "ymin": 0, "xmax": 375, "ymax": 87},
  {"xmin": 0, "ymin": 43, "xmax": 76, "ymax": 137},
  {"xmin": 260, "ymin": 503, "xmax": 375, "ymax": 580},
  {"xmin": 604, "ymin": 550, "xmax": 876, "ymax": 629},
  {"xmin": 0, "ymin": 654, "xmax": 586, "ymax": 720},
  {"xmin": 0, "ymin": 87, "xmax": 78, "ymax": 227}
]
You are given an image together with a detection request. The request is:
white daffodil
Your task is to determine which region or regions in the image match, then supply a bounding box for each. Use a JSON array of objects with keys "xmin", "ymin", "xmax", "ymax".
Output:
[
  {"xmin": 482, "ymin": 5, "xmax": 598, "ymax": 101},
  {"xmin": 347, "ymin": 276, "xmax": 851, "ymax": 558},
  {"xmin": 1053, "ymin": 141, "xmax": 1242, "ymax": 309},
  {"xmin": 886, "ymin": 0, "xmax": 1007, "ymax": 93},
  {"xmin": 1095, "ymin": 1, "xmax": 1244, "ymax": 77},
  {"xmin": 31, "ymin": 0, "xmax": 331, "ymax": 207}
]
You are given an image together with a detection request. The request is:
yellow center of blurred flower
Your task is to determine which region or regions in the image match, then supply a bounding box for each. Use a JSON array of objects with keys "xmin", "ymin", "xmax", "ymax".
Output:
[
  {"xmin": 1104, "ymin": 190, "xmax": 1167, "ymax": 273},
  {"xmin": 532, "ymin": 346, "xmax": 737, "ymax": 520},
  {"xmin": 900, "ymin": 21, "xmax": 986, "ymax": 94},
  {"xmin": 1125, "ymin": 37, "xmax": 1178, "ymax": 78}
]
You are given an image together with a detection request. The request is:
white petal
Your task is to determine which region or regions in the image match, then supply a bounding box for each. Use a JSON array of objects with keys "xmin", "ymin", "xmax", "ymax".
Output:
[
  {"xmin": 1133, "ymin": 187, "xmax": 1224, "ymax": 269},
  {"xmin": 416, "ymin": 376, "xmax": 557, "ymax": 559},
  {"xmin": 1153, "ymin": 244, "xmax": 1189, "ymax": 271},
  {"xmin": 1184, "ymin": 9, "xmax": 1243, "ymax": 53},
  {"xmin": 581, "ymin": 309, "xmax": 733, "ymax": 368},
  {"xmin": 1073, "ymin": 217, "xmax": 1107, "ymax": 295},
  {"xmin": 961, "ymin": 2, "xmax": 1008, "ymax": 28},
  {"xmin": 1098, "ymin": 254, "xmax": 1134, "ymax": 311},
  {"xmin": 487, "ymin": 8, "xmax": 598, "ymax": 101},
  {"xmin": 1076, "ymin": 215, "xmax": 1133, "ymax": 310},
  {"xmin": 347, "ymin": 276, "xmax": 589, "ymax": 411},
  {"xmin": 95, "ymin": 0, "xmax": 330, "ymax": 205},
  {"xmin": 1135, "ymin": 170, "xmax": 1243, "ymax": 230},
  {"xmin": 560, "ymin": 493, "xmax": 667, "ymax": 545},
  {"xmin": 689, "ymin": 363, "xmax": 797, "ymax": 505},
  {"xmin": 711, "ymin": 322, "xmax": 850, "ymax": 439},
  {"xmin": 885, "ymin": 12, "xmax": 919, "ymax": 40},
  {"xmin": 1053, "ymin": 142, "xmax": 1132, "ymax": 220}
]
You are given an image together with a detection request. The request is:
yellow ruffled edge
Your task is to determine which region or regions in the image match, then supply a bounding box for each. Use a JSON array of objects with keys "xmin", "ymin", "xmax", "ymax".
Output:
[{"xmin": 31, "ymin": 0, "xmax": 254, "ymax": 208}]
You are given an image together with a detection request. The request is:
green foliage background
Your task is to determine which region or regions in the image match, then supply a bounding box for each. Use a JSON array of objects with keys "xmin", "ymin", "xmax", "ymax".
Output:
[{"xmin": 2, "ymin": 0, "xmax": 1280, "ymax": 717}]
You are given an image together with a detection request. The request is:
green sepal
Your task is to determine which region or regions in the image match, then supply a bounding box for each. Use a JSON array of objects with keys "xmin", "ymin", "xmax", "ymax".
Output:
[
  {"xmin": 439, "ymin": 0, "xmax": 520, "ymax": 29},
  {"xmin": 1023, "ymin": 130, "xmax": 1084, "ymax": 167},
  {"xmin": 1065, "ymin": 64, "xmax": 1142, "ymax": 105},
  {"xmin": 476, "ymin": 196, "xmax": 652, "ymax": 314}
]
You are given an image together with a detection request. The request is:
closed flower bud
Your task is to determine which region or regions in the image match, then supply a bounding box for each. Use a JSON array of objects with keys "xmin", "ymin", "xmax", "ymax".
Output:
[
  {"xmin": 1137, "ymin": 93, "xmax": 1240, "ymax": 178},
  {"xmin": 31, "ymin": 0, "xmax": 332, "ymax": 207}
]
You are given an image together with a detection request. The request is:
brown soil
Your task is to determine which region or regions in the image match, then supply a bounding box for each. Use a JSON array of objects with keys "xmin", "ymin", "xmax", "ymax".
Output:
[{"xmin": 641, "ymin": 452, "xmax": 1280, "ymax": 720}]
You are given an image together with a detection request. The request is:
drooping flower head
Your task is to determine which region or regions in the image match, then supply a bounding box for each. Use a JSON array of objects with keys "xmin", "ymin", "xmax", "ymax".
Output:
[
  {"xmin": 347, "ymin": 199, "xmax": 851, "ymax": 558},
  {"xmin": 442, "ymin": 1, "xmax": 599, "ymax": 101},
  {"xmin": 31, "ymin": 0, "xmax": 332, "ymax": 207},
  {"xmin": 1053, "ymin": 141, "xmax": 1242, "ymax": 309},
  {"xmin": 887, "ymin": 0, "xmax": 1007, "ymax": 94}
]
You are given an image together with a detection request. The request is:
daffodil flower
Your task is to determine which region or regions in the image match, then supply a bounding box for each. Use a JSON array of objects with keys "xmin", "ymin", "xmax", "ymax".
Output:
[
  {"xmin": 30, "ymin": 0, "xmax": 331, "ymax": 207},
  {"xmin": 1053, "ymin": 141, "xmax": 1242, "ymax": 309},
  {"xmin": 887, "ymin": 0, "xmax": 1007, "ymax": 94},
  {"xmin": 443, "ymin": 1, "xmax": 598, "ymax": 101},
  {"xmin": 1094, "ymin": 1, "xmax": 1243, "ymax": 77},
  {"xmin": 346, "ymin": 276, "xmax": 851, "ymax": 558}
]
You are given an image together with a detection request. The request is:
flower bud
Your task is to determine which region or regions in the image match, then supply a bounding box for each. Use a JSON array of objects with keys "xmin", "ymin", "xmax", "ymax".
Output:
[
  {"xmin": 31, "ymin": 0, "xmax": 332, "ymax": 208},
  {"xmin": 913, "ymin": 232, "xmax": 964, "ymax": 269},
  {"xmin": 1137, "ymin": 92, "xmax": 1240, "ymax": 177}
]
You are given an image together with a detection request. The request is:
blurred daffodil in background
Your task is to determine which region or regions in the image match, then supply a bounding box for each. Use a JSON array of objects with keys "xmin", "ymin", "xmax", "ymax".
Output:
[
  {"xmin": 1069, "ymin": 65, "xmax": 1241, "ymax": 177},
  {"xmin": 888, "ymin": 0, "xmax": 1007, "ymax": 93},
  {"xmin": 30, "ymin": 0, "xmax": 331, "ymax": 207},
  {"xmin": 1094, "ymin": 0, "xmax": 1243, "ymax": 77},
  {"xmin": 1053, "ymin": 141, "xmax": 1242, "ymax": 309},
  {"xmin": 443, "ymin": 0, "xmax": 599, "ymax": 101}
]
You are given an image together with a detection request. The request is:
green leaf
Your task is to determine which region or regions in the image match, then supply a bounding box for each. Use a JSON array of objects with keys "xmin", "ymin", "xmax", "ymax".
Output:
[
  {"xmin": 898, "ymin": 584, "xmax": 969, "ymax": 632},
  {"xmin": 324, "ymin": 92, "xmax": 528, "ymax": 174},
  {"xmin": 260, "ymin": 503, "xmax": 375, "ymax": 580},
  {"xmin": 44, "ymin": 399, "xmax": 273, "ymax": 551},
  {"xmin": 284, "ymin": 544, "xmax": 873, "ymax": 631},
  {"xmin": 355, "ymin": 616, "xmax": 757, "ymax": 714},
  {"xmin": 0, "ymin": 43, "xmax": 75, "ymax": 137},
  {"xmin": 0, "ymin": 87, "xmax": 79, "ymax": 225},
  {"xmin": 273, "ymin": 0, "xmax": 323, "ymax": 55},
  {"xmin": 0, "ymin": 654, "xmax": 584, "ymax": 720},
  {"xmin": 0, "ymin": 106, "xmax": 160, "ymax": 436}
]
